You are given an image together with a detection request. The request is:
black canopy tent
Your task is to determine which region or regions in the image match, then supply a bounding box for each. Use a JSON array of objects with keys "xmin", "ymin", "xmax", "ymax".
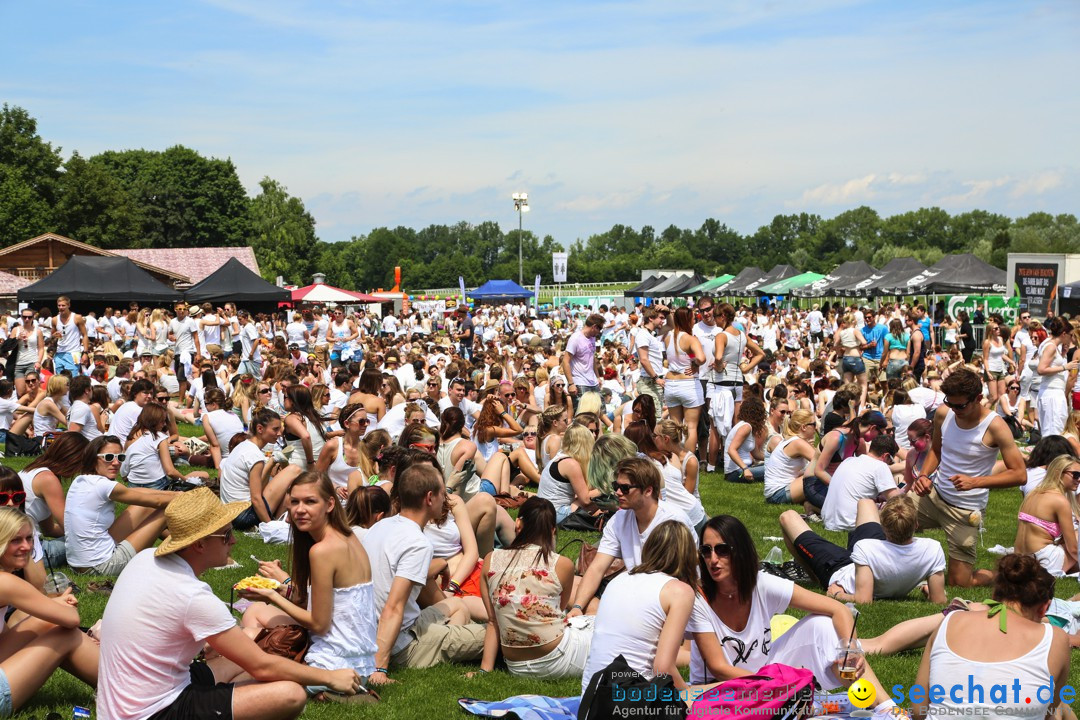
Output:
[
  {"xmin": 740, "ymin": 264, "xmax": 799, "ymax": 294},
  {"xmin": 716, "ymin": 267, "xmax": 765, "ymax": 295},
  {"xmin": 642, "ymin": 273, "xmax": 704, "ymax": 298},
  {"xmin": 17, "ymin": 255, "xmax": 182, "ymax": 309},
  {"xmin": 1059, "ymin": 280, "xmax": 1080, "ymax": 317},
  {"xmin": 623, "ymin": 274, "xmax": 668, "ymax": 297},
  {"xmin": 878, "ymin": 254, "xmax": 1006, "ymax": 296},
  {"xmin": 792, "ymin": 261, "xmax": 877, "ymax": 298},
  {"xmin": 845, "ymin": 257, "xmax": 927, "ymax": 297},
  {"xmin": 185, "ymin": 257, "xmax": 290, "ymax": 306}
]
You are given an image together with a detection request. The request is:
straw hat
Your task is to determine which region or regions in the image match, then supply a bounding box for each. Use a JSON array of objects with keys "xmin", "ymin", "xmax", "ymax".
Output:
[{"xmin": 155, "ymin": 488, "xmax": 250, "ymax": 557}]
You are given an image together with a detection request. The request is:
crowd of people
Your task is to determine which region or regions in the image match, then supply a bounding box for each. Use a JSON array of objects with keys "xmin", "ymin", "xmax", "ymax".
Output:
[{"xmin": 0, "ymin": 292, "xmax": 1076, "ymax": 719}]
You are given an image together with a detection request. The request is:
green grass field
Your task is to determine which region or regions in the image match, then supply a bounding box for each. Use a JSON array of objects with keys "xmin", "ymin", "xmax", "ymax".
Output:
[{"xmin": 4, "ymin": 438, "xmax": 1079, "ymax": 718}]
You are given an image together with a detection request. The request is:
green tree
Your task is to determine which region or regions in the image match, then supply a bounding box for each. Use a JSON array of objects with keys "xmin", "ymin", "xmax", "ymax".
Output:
[
  {"xmin": 0, "ymin": 104, "xmax": 63, "ymax": 246},
  {"xmin": 249, "ymin": 177, "xmax": 320, "ymax": 284},
  {"xmin": 53, "ymin": 152, "xmax": 142, "ymax": 248}
]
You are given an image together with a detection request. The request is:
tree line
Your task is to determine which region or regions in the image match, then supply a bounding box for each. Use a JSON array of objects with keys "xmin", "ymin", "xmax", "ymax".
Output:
[{"xmin": 2, "ymin": 104, "xmax": 1077, "ymax": 292}]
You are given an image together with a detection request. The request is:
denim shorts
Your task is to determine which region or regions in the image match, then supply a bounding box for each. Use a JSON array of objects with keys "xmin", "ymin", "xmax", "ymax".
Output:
[
  {"xmin": 131, "ymin": 476, "xmax": 171, "ymax": 491},
  {"xmin": 555, "ymin": 504, "xmax": 572, "ymax": 524},
  {"xmin": 479, "ymin": 479, "xmax": 498, "ymax": 496},
  {"xmin": 0, "ymin": 666, "xmax": 11, "ymax": 718},
  {"xmin": 841, "ymin": 356, "xmax": 866, "ymax": 375},
  {"xmin": 765, "ymin": 485, "xmax": 793, "ymax": 504}
]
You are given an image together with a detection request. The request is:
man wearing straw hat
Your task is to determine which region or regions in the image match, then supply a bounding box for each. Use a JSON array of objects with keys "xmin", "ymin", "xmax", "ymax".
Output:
[{"xmin": 97, "ymin": 488, "xmax": 362, "ymax": 720}]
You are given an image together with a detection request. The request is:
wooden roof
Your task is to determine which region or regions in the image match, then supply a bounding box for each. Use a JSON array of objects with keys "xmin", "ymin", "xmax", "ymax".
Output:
[{"xmin": 0, "ymin": 233, "xmax": 190, "ymax": 284}]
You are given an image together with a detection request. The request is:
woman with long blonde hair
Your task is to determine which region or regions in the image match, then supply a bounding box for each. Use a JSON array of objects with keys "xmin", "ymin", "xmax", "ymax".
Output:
[
  {"xmin": 149, "ymin": 307, "xmax": 169, "ymax": 356},
  {"xmin": 10, "ymin": 374, "xmax": 68, "ymax": 439},
  {"xmin": 1014, "ymin": 454, "xmax": 1080, "ymax": 577},
  {"xmin": 537, "ymin": 424, "xmax": 598, "ymax": 524},
  {"xmin": 762, "ymin": 408, "xmax": 818, "ymax": 506},
  {"xmin": 535, "ymin": 406, "xmax": 569, "ymax": 469}
]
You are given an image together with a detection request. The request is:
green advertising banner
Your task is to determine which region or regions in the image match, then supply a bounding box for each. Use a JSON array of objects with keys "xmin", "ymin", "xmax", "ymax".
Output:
[{"xmin": 946, "ymin": 295, "xmax": 1021, "ymax": 322}]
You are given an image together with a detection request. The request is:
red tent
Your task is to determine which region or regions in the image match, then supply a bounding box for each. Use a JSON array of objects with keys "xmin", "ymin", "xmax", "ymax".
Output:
[{"xmin": 291, "ymin": 283, "xmax": 380, "ymax": 304}]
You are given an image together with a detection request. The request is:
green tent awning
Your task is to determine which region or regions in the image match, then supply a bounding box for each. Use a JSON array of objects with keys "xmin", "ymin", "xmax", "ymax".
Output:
[
  {"xmin": 757, "ymin": 272, "xmax": 826, "ymax": 295},
  {"xmin": 683, "ymin": 274, "xmax": 735, "ymax": 295}
]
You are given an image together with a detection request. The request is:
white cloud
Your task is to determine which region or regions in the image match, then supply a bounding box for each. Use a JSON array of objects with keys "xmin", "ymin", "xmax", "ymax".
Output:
[
  {"xmin": 886, "ymin": 172, "xmax": 926, "ymax": 186},
  {"xmin": 1010, "ymin": 170, "xmax": 1064, "ymax": 198},
  {"xmin": 940, "ymin": 177, "xmax": 1010, "ymax": 205},
  {"xmin": 795, "ymin": 174, "xmax": 877, "ymax": 206}
]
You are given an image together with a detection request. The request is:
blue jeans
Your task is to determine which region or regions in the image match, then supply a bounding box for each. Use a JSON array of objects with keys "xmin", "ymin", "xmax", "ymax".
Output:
[{"xmin": 726, "ymin": 464, "xmax": 766, "ymax": 483}]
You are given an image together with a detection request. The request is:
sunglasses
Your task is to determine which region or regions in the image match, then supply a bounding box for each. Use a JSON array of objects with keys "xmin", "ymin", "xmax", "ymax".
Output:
[
  {"xmin": 410, "ymin": 442, "xmax": 436, "ymax": 452},
  {"xmin": 97, "ymin": 453, "xmax": 127, "ymax": 463},
  {"xmin": 0, "ymin": 491, "xmax": 26, "ymax": 505},
  {"xmin": 612, "ymin": 481, "xmax": 636, "ymax": 495},
  {"xmin": 699, "ymin": 542, "xmax": 732, "ymax": 558},
  {"xmin": 523, "ymin": 431, "xmax": 537, "ymax": 437},
  {"xmin": 21, "ymin": 316, "xmax": 34, "ymax": 321},
  {"xmin": 1007, "ymin": 386, "xmax": 1020, "ymax": 391},
  {"xmin": 943, "ymin": 398, "xmax": 974, "ymax": 411},
  {"xmin": 777, "ymin": 410, "xmax": 791, "ymax": 416},
  {"xmin": 258, "ymin": 389, "xmax": 272, "ymax": 394},
  {"xmin": 698, "ymin": 307, "xmax": 714, "ymax": 314},
  {"xmin": 156, "ymin": 396, "xmax": 170, "ymax": 402},
  {"xmin": 1063, "ymin": 470, "xmax": 1080, "ymax": 481},
  {"xmin": 206, "ymin": 528, "xmax": 234, "ymax": 543}
]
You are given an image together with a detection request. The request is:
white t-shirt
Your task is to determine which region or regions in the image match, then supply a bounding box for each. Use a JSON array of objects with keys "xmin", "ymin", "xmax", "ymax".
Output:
[
  {"xmin": 218, "ymin": 439, "xmax": 268, "ymax": 504},
  {"xmin": 169, "ymin": 317, "xmax": 198, "ymax": 355},
  {"xmin": 439, "ymin": 397, "xmax": 481, "ymax": 430},
  {"xmin": 285, "ymin": 321, "xmax": 308, "ymax": 347},
  {"xmin": 689, "ymin": 572, "xmax": 794, "ymax": 683},
  {"xmin": 821, "ymin": 455, "xmax": 897, "ymax": 532},
  {"xmin": 240, "ymin": 323, "xmax": 261, "ymax": 363},
  {"xmin": 693, "ymin": 320, "xmax": 722, "ymax": 381},
  {"xmin": 362, "ymin": 515, "xmax": 434, "ymax": 655},
  {"xmin": 829, "ymin": 537, "xmax": 946, "ymax": 599},
  {"xmin": 1022, "ymin": 467, "xmax": 1047, "ymax": 496},
  {"xmin": 203, "ymin": 409, "xmax": 245, "ymax": 458},
  {"xmin": 106, "ymin": 376, "xmax": 125, "ymax": 403},
  {"xmin": 110, "ymin": 401, "xmax": 145, "ymax": 445},
  {"xmin": 596, "ymin": 503, "xmax": 693, "ymax": 571},
  {"xmin": 0, "ymin": 395, "xmax": 18, "ymax": 430},
  {"xmin": 633, "ymin": 327, "xmax": 664, "ymax": 379},
  {"xmin": 64, "ymin": 474, "xmax": 120, "ymax": 568},
  {"xmin": 67, "ymin": 399, "xmax": 102, "ymax": 440},
  {"xmin": 807, "ymin": 310, "xmax": 824, "ymax": 333},
  {"xmin": 122, "ymin": 432, "xmax": 168, "ymax": 487},
  {"xmin": 98, "ymin": 549, "xmax": 237, "ymax": 720}
]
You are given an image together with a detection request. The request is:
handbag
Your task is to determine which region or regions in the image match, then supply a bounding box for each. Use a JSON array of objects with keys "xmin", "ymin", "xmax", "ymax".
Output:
[
  {"xmin": 558, "ymin": 538, "xmax": 625, "ymax": 597},
  {"xmin": 579, "ymin": 654, "xmax": 687, "ymax": 720},
  {"xmin": 254, "ymin": 624, "xmax": 310, "ymax": 662},
  {"xmin": 558, "ymin": 506, "xmax": 617, "ymax": 532},
  {"xmin": 690, "ymin": 663, "xmax": 814, "ymax": 720}
]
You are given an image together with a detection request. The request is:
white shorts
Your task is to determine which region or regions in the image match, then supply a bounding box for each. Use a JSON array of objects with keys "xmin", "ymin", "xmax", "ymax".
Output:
[
  {"xmin": 1037, "ymin": 392, "xmax": 1068, "ymax": 436},
  {"xmin": 664, "ymin": 379, "xmax": 703, "ymax": 409},
  {"xmin": 504, "ymin": 618, "xmax": 593, "ymax": 679},
  {"xmin": 1019, "ymin": 372, "xmax": 1036, "ymax": 402},
  {"xmin": 1034, "ymin": 543, "xmax": 1066, "ymax": 578},
  {"xmin": 768, "ymin": 614, "xmax": 844, "ymax": 690}
]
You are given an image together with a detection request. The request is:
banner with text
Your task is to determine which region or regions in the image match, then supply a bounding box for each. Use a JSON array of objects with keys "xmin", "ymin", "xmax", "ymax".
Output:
[{"xmin": 1013, "ymin": 263, "xmax": 1059, "ymax": 317}]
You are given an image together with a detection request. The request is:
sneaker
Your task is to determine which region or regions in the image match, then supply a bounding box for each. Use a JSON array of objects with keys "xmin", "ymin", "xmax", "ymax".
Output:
[
  {"xmin": 781, "ymin": 561, "xmax": 813, "ymax": 585},
  {"xmin": 800, "ymin": 513, "xmax": 823, "ymax": 523}
]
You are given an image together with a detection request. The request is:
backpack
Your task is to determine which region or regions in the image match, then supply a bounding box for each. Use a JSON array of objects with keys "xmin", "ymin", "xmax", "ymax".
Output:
[
  {"xmin": 689, "ymin": 663, "xmax": 815, "ymax": 720},
  {"xmin": 579, "ymin": 654, "xmax": 687, "ymax": 720}
]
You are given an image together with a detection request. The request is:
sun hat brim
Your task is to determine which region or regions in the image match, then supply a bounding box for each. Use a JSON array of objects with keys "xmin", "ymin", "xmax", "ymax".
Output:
[{"xmin": 155, "ymin": 495, "xmax": 251, "ymax": 557}]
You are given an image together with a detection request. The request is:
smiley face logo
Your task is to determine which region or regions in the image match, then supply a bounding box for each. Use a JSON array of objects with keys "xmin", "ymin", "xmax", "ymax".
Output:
[{"xmin": 847, "ymin": 678, "xmax": 876, "ymax": 708}]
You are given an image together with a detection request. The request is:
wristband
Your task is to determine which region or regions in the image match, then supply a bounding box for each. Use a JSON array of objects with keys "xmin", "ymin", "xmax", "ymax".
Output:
[
  {"xmin": 374, "ymin": 667, "xmax": 389, "ymax": 676},
  {"xmin": 447, "ymin": 580, "xmax": 462, "ymax": 595},
  {"xmin": 478, "ymin": 668, "xmax": 489, "ymax": 673},
  {"xmin": 282, "ymin": 577, "xmax": 292, "ymax": 586},
  {"xmin": 572, "ymin": 603, "xmax": 583, "ymax": 611}
]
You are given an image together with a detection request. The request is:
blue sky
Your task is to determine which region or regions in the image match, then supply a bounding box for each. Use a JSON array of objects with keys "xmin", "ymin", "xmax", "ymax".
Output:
[{"xmin": 2, "ymin": 0, "xmax": 1077, "ymax": 246}]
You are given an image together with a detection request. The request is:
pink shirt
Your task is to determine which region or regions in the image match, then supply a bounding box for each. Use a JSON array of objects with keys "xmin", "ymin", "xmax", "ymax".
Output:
[{"xmin": 566, "ymin": 330, "xmax": 598, "ymax": 387}]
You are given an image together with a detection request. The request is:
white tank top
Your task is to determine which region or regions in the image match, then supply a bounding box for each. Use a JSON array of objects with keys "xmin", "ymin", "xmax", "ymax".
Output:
[
  {"xmin": 18, "ymin": 467, "xmax": 52, "ymax": 524},
  {"xmin": 33, "ymin": 403, "xmax": 59, "ymax": 435},
  {"xmin": 424, "ymin": 511, "xmax": 463, "ymax": 558},
  {"xmin": 764, "ymin": 436, "xmax": 809, "ymax": 497},
  {"xmin": 538, "ymin": 452, "xmax": 577, "ymax": 509},
  {"xmin": 327, "ymin": 439, "xmax": 360, "ymax": 488},
  {"xmin": 658, "ymin": 458, "xmax": 705, "ymax": 526},
  {"xmin": 1036, "ymin": 339, "xmax": 1067, "ymax": 395},
  {"xmin": 55, "ymin": 314, "xmax": 81, "ymax": 353},
  {"xmin": 664, "ymin": 331, "xmax": 693, "ymax": 376},
  {"xmin": 987, "ymin": 340, "xmax": 1007, "ymax": 372},
  {"xmin": 934, "ymin": 410, "xmax": 997, "ymax": 510},
  {"xmin": 720, "ymin": 328, "xmax": 746, "ymax": 383},
  {"xmin": 928, "ymin": 612, "xmax": 1053, "ymax": 720},
  {"xmin": 723, "ymin": 421, "xmax": 756, "ymax": 473}
]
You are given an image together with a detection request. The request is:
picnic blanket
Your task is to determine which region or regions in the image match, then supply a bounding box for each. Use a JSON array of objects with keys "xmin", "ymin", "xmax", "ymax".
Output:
[{"xmin": 459, "ymin": 695, "xmax": 580, "ymax": 720}]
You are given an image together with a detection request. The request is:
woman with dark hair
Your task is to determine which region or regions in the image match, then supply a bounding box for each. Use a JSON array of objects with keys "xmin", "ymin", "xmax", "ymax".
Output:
[
  {"xmin": 346, "ymin": 485, "xmax": 391, "ymax": 541},
  {"xmin": 241, "ymin": 471, "xmax": 378, "ymax": 695},
  {"xmin": 546, "ymin": 375, "xmax": 573, "ymax": 418},
  {"xmin": 1020, "ymin": 434, "xmax": 1077, "ymax": 494},
  {"xmin": 1036, "ymin": 316, "xmax": 1077, "ymax": 436},
  {"xmin": 713, "ymin": 302, "xmax": 765, "ymax": 429},
  {"xmin": 915, "ymin": 554, "xmax": 1070, "ymax": 720},
  {"xmin": 535, "ymin": 406, "xmax": 568, "ymax": 469},
  {"xmin": 903, "ymin": 418, "xmax": 933, "ymax": 488},
  {"xmin": 581, "ymin": 520, "xmax": 710, "ymax": 694},
  {"xmin": 315, "ymin": 403, "xmax": 371, "ymax": 498},
  {"xmin": 474, "ymin": 497, "xmax": 584, "ymax": 678},
  {"xmin": 65, "ymin": 435, "xmax": 177, "ymax": 575},
  {"xmin": 661, "ymin": 307, "xmax": 706, "ymax": 455},
  {"xmin": 222, "ymin": 408, "xmax": 305, "ymax": 529},
  {"xmin": 630, "ymin": 393, "xmax": 658, "ymax": 432},
  {"xmin": 122, "ymin": 403, "xmax": 209, "ymax": 490},
  {"xmin": 19, "ymin": 431, "xmax": 87, "ymax": 563},
  {"xmin": 382, "ymin": 374, "xmax": 405, "ymax": 409},
  {"xmin": 347, "ymin": 368, "xmax": 387, "ymax": 427},
  {"xmin": 196, "ymin": 386, "xmax": 245, "ymax": 468},
  {"xmin": 283, "ymin": 385, "xmax": 329, "ymax": 471},
  {"xmin": 723, "ymin": 397, "xmax": 769, "ymax": 483},
  {"xmin": 691, "ymin": 515, "xmax": 895, "ymax": 712}
]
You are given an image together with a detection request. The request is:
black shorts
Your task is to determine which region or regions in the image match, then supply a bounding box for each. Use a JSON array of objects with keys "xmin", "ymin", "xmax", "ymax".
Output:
[
  {"xmin": 174, "ymin": 355, "xmax": 187, "ymax": 383},
  {"xmin": 811, "ymin": 331, "xmax": 824, "ymax": 342},
  {"xmin": 792, "ymin": 522, "xmax": 886, "ymax": 587},
  {"xmin": 147, "ymin": 662, "xmax": 233, "ymax": 720}
]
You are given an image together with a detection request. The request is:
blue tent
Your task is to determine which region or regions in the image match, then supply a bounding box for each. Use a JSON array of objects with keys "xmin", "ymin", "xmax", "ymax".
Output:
[{"xmin": 469, "ymin": 279, "xmax": 535, "ymax": 301}]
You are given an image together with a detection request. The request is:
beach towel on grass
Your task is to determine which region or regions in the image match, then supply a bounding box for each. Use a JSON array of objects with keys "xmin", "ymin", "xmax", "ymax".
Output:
[{"xmin": 459, "ymin": 695, "xmax": 580, "ymax": 720}]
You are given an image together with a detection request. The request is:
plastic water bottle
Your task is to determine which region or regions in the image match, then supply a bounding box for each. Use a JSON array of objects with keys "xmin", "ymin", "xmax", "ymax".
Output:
[{"xmin": 764, "ymin": 546, "xmax": 784, "ymax": 564}]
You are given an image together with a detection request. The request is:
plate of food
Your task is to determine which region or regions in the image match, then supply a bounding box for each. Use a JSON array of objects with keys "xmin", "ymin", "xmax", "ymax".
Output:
[{"xmin": 233, "ymin": 576, "xmax": 280, "ymax": 591}]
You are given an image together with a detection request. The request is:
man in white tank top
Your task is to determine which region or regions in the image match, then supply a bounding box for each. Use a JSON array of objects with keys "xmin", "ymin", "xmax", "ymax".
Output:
[
  {"xmin": 52, "ymin": 295, "xmax": 88, "ymax": 375},
  {"xmin": 910, "ymin": 369, "xmax": 1026, "ymax": 587}
]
